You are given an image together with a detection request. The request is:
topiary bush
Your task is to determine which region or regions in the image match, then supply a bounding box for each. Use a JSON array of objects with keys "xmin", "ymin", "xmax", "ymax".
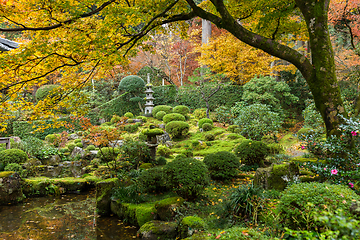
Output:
[
  {"xmin": 228, "ymin": 125, "xmax": 240, "ymax": 133},
  {"xmin": 118, "ymin": 75, "xmax": 145, "ymax": 93},
  {"xmin": 203, "ymin": 151, "xmax": 240, "ymax": 181},
  {"xmin": 165, "ymin": 121, "xmax": 190, "ymax": 139},
  {"xmin": 202, "ymin": 123, "xmax": 213, "ymax": 131},
  {"xmin": 35, "ymin": 84, "xmax": 60, "ymax": 102},
  {"xmin": 155, "ymin": 156, "xmax": 167, "ymax": 166},
  {"xmin": 86, "ymin": 145, "xmax": 96, "ymax": 151},
  {"xmin": 155, "ymin": 111, "xmax": 167, "ymax": 120},
  {"xmin": 0, "ymin": 149, "xmax": 28, "ymax": 166},
  {"xmin": 66, "ymin": 142, "xmax": 76, "ymax": 152},
  {"xmin": 204, "ymin": 133, "xmax": 215, "ymax": 141},
  {"xmin": 234, "ymin": 140, "xmax": 269, "ymax": 166},
  {"xmin": 124, "ymin": 112, "xmax": 134, "ymax": 118},
  {"xmin": 277, "ymin": 182, "xmax": 360, "ymax": 230},
  {"xmin": 173, "ymin": 105, "xmax": 190, "ymax": 116},
  {"xmin": 120, "ymin": 140, "xmax": 152, "ymax": 168},
  {"xmin": 163, "ymin": 113, "xmax": 186, "ymax": 124},
  {"xmin": 138, "ymin": 167, "xmax": 167, "ymax": 193},
  {"xmin": 198, "ymin": 118, "xmax": 213, "ymax": 129},
  {"xmin": 4, "ymin": 163, "xmax": 26, "ymax": 177},
  {"xmin": 97, "ymin": 147, "xmax": 120, "ymax": 162},
  {"xmin": 164, "ymin": 157, "xmax": 210, "ymax": 200},
  {"xmin": 75, "ymin": 142, "xmax": 83, "ymax": 148},
  {"xmin": 193, "ymin": 108, "xmax": 207, "ymax": 119},
  {"xmin": 156, "ymin": 145, "xmax": 172, "ymax": 157},
  {"xmin": 152, "ymin": 105, "xmax": 173, "ymax": 117},
  {"xmin": 110, "ymin": 115, "xmax": 121, "ymax": 124}
]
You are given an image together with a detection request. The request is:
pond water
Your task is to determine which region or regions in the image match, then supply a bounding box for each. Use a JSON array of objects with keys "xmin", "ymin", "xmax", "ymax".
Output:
[{"xmin": 0, "ymin": 191, "xmax": 140, "ymax": 240}]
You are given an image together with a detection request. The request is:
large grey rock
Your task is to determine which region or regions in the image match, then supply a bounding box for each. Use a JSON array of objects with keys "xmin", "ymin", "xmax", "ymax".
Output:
[
  {"xmin": 254, "ymin": 162, "xmax": 300, "ymax": 191},
  {"xmin": 0, "ymin": 171, "xmax": 24, "ymax": 205},
  {"xmin": 68, "ymin": 133, "xmax": 80, "ymax": 140},
  {"xmin": 83, "ymin": 150, "xmax": 98, "ymax": 161},
  {"xmin": 70, "ymin": 147, "xmax": 85, "ymax": 158},
  {"xmin": 157, "ymin": 132, "xmax": 171, "ymax": 144},
  {"xmin": 43, "ymin": 154, "xmax": 62, "ymax": 165},
  {"xmin": 138, "ymin": 220, "xmax": 178, "ymax": 240},
  {"xmin": 108, "ymin": 140, "xmax": 123, "ymax": 148},
  {"xmin": 96, "ymin": 178, "xmax": 118, "ymax": 216}
]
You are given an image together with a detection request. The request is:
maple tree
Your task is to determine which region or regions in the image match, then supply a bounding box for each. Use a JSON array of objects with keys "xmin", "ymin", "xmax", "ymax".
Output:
[{"xmin": 0, "ymin": 0, "xmax": 351, "ymax": 135}]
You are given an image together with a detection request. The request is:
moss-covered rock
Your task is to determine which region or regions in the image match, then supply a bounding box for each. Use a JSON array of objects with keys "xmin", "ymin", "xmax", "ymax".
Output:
[
  {"xmin": 254, "ymin": 162, "xmax": 300, "ymax": 191},
  {"xmin": 179, "ymin": 216, "xmax": 207, "ymax": 239},
  {"xmin": 0, "ymin": 171, "xmax": 25, "ymax": 205},
  {"xmin": 96, "ymin": 178, "xmax": 118, "ymax": 216},
  {"xmin": 137, "ymin": 220, "xmax": 178, "ymax": 240},
  {"xmin": 155, "ymin": 197, "xmax": 185, "ymax": 221},
  {"xmin": 139, "ymin": 163, "xmax": 153, "ymax": 170},
  {"xmin": 111, "ymin": 200, "xmax": 156, "ymax": 227}
]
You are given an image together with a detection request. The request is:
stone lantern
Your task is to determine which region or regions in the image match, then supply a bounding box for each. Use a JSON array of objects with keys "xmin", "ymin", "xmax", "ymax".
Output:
[
  {"xmin": 144, "ymin": 74, "xmax": 155, "ymax": 116},
  {"xmin": 143, "ymin": 127, "xmax": 164, "ymax": 162}
]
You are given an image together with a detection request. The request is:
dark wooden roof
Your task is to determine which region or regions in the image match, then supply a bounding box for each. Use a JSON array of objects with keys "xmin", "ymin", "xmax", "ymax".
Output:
[{"xmin": 0, "ymin": 37, "xmax": 19, "ymax": 51}]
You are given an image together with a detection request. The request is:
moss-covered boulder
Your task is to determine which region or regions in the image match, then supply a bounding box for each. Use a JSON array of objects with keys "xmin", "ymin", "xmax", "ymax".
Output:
[
  {"xmin": 179, "ymin": 216, "xmax": 207, "ymax": 239},
  {"xmin": 111, "ymin": 200, "xmax": 157, "ymax": 227},
  {"xmin": 254, "ymin": 162, "xmax": 299, "ymax": 191},
  {"xmin": 155, "ymin": 197, "xmax": 185, "ymax": 221},
  {"xmin": 137, "ymin": 220, "xmax": 178, "ymax": 240},
  {"xmin": 96, "ymin": 178, "xmax": 118, "ymax": 216},
  {"xmin": 0, "ymin": 171, "xmax": 25, "ymax": 205}
]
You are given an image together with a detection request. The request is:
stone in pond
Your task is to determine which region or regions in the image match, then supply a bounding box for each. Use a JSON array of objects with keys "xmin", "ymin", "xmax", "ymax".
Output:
[
  {"xmin": 0, "ymin": 171, "xmax": 25, "ymax": 205},
  {"xmin": 138, "ymin": 220, "xmax": 177, "ymax": 240}
]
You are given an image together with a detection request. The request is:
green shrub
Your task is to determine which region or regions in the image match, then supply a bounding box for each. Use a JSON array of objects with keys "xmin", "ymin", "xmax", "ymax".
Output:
[
  {"xmin": 227, "ymin": 133, "xmax": 244, "ymax": 140},
  {"xmin": 155, "ymin": 111, "xmax": 167, "ymax": 120},
  {"xmin": 138, "ymin": 167, "xmax": 167, "ymax": 193},
  {"xmin": 35, "ymin": 84, "xmax": 60, "ymax": 101},
  {"xmin": 173, "ymin": 105, "xmax": 190, "ymax": 116},
  {"xmin": 139, "ymin": 163, "xmax": 152, "ymax": 169},
  {"xmin": 152, "ymin": 105, "xmax": 173, "ymax": 117},
  {"xmin": 182, "ymin": 149, "xmax": 194, "ymax": 157},
  {"xmin": 204, "ymin": 151, "xmax": 240, "ymax": 181},
  {"xmin": 198, "ymin": 118, "xmax": 213, "ymax": 129},
  {"xmin": 59, "ymin": 147, "xmax": 70, "ymax": 153},
  {"xmin": 157, "ymin": 145, "xmax": 172, "ymax": 157},
  {"xmin": 155, "ymin": 156, "xmax": 167, "ymax": 166},
  {"xmin": 124, "ymin": 124, "xmax": 139, "ymax": 133},
  {"xmin": 86, "ymin": 145, "xmax": 96, "ymax": 151},
  {"xmin": 128, "ymin": 119, "xmax": 134, "ymax": 123},
  {"xmin": 164, "ymin": 157, "xmax": 210, "ymax": 200},
  {"xmin": 136, "ymin": 116, "xmax": 147, "ymax": 123},
  {"xmin": 163, "ymin": 113, "xmax": 186, "ymax": 124},
  {"xmin": 66, "ymin": 143, "xmax": 76, "ymax": 152},
  {"xmin": 120, "ymin": 140, "xmax": 151, "ymax": 168},
  {"xmin": 45, "ymin": 134, "xmax": 61, "ymax": 146},
  {"xmin": 234, "ymin": 140, "xmax": 269, "ymax": 166},
  {"xmin": 97, "ymin": 147, "xmax": 120, "ymax": 162},
  {"xmin": 165, "ymin": 121, "xmax": 190, "ymax": 138},
  {"xmin": 193, "ymin": 108, "xmax": 207, "ymax": 119},
  {"xmin": 201, "ymin": 123, "xmax": 212, "ymax": 132},
  {"xmin": 0, "ymin": 149, "xmax": 28, "ymax": 166},
  {"xmin": 124, "ymin": 112, "xmax": 134, "ymax": 118},
  {"xmin": 4, "ymin": 163, "xmax": 26, "ymax": 177},
  {"xmin": 228, "ymin": 125, "xmax": 240, "ymax": 133},
  {"xmin": 297, "ymin": 127, "xmax": 314, "ymax": 137},
  {"xmin": 75, "ymin": 142, "xmax": 83, "ymax": 148},
  {"xmin": 215, "ymin": 106, "xmax": 232, "ymax": 125},
  {"xmin": 277, "ymin": 182, "xmax": 360, "ymax": 230},
  {"xmin": 267, "ymin": 143, "xmax": 284, "ymax": 154},
  {"xmin": 234, "ymin": 103, "xmax": 283, "ymax": 141},
  {"xmin": 118, "ymin": 75, "xmax": 145, "ymax": 93},
  {"xmin": 110, "ymin": 115, "xmax": 122, "ymax": 124},
  {"xmin": 204, "ymin": 133, "xmax": 215, "ymax": 141},
  {"xmin": 74, "ymin": 139, "xmax": 82, "ymax": 144}
]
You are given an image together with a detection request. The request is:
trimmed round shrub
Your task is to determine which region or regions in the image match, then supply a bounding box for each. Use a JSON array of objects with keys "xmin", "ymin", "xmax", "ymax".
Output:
[
  {"xmin": 277, "ymin": 182, "xmax": 360, "ymax": 230},
  {"xmin": 227, "ymin": 133, "xmax": 244, "ymax": 140},
  {"xmin": 164, "ymin": 157, "xmax": 210, "ymax": 200},
  {"xmin": 228, "ymin": 125, "xmax": 240, "ymax": 133},
  {"xmin": 75, "ymin": 142, "xmax": 83, "ymax": 148},
  {"xmin": 66, "ymin": 143, "xmax": 76, "ymax": 152},
  {"xmin": 165, "ymin": 121, "xmax": 190, "ymax": 138},
  {"xmin": 234, "ymin": 140, "xmax": 269, "ymax": 166},
  {"xmin": 136, "ymin": 116, "xmax": 147, "ymax": 123},
  {"xmin": 74, "ymin": 139, "xmax": 82, "ymax": 144},
  {"xmin": 110, "ymin": 115, "xmax": 121, "ymax": 124},
  {"xmin": 124, "ymin": 112, "xmax": 134, "ymax": 118},
  {"xmin": 157, "ymin": 145, "xmax": 172, "ymax": 157},
  {"xmin": 173, "ymin": 105, "xmax": 190, "ymax": 116},
  {"xmin": 45, "ymin": 134, "xmax": 60, "ymax": 145},
  {"xmin": 204, "ymin": 133, "xmax": 215, "ymax": 141},
  {"xmin": 86, "ymin": 145, "xmax": 96, "ymax": 151},
  {"xmin": 204, "ymin": 151, "xmax": 240, "ymax": 181},
  {"xmin": 97, "ymin": 147, "xmax": 120, "ymax": 162},
  {"xmin": 152, "ymin": 105, "xmax": 173, "ymax": 117},
  {"xmin": 124, "ymin": 123, "xmax": 139, "ymax": 133},
  {"xmin": 202, "ymin": 123, "xmax": 213, "ymax": 131},
  {"xmin": 4, "ymin": 163, "xmax": 26, "ymax": 177},
  {"xmin": 118, "ymin": 75, "xmax": 145, "ymax": 93},
  {"xmin": 35, "ymin": 84, "xmax": 60, "ymax": 101},
  {"xmin": 59, "ymin": 147, "xmax": 70, "ymax": 153},
  {"xmin": 156, "ymin": 156, "xmax": 167, "ymax": 166},
  {"xmin": 193, "ymin": 108, "xmax": 207, "ymax": 119},
  {"xmin": 138, "ymin": 167, "xmax": 167, "ymax": 193},
  {"xmin": 0, "ymin": 149, "xmax": 28, "ymax": 166},
  {"xmin": 155, "ymin": 111, "xmax": 167, "ymax": 120},
  {"xmin": 163, "ymin": 113, "xmax": 186, "ymax": 124},
  {"xmin": 198, "ymin": 118, "xmax": 213, "ymax": 129}
]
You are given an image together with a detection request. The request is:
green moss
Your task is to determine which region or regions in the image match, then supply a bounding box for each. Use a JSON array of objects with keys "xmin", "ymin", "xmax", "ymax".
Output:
[
  {"xmin": 142, "ymin": 128, "xmax": 164, "ymax": 137},
  {"xmin": 180, "ymin": 216, "xmax": 207, "ymax": 239},
  {"xmin": 135, "ymin": 203, "xmax": 156, "ymax": 227},
  {"xmin": 139, "ymin": 163, "xmax": 152, "ymax": 169},
  {"xmin": 155, "ymin": 197, "xmax": 185, "ymax": 209},
  {"xmin": 0, "ymin": 171, "xmax": 15, "ymax": 178},
  {"xmin": 138, "ymin": 220, "xmax": 178, "ymax": 238}
]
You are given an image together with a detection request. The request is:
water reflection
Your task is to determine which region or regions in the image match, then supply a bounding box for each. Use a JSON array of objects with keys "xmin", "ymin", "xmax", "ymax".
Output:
[{"xmin": 0, "ymin": 191, "xmax": 140, "ymax": 240}]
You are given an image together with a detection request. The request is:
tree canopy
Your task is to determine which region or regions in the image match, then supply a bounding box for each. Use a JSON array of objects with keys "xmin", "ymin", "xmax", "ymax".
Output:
[{"xmin": 0, "ymin": 0, "xmax": 352, "ymax": 135}]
